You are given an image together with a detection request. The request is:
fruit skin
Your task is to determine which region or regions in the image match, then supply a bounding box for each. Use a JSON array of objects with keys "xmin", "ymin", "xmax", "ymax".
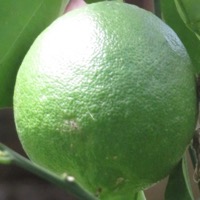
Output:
[{"xmin": 14, "ymin": 1, "xmax": 197, "ymax": 199}]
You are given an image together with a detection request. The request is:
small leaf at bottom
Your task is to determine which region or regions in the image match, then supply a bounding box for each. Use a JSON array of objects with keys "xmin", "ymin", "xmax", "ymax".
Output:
[
  {"xmin": 134, "ymin": 191, "xmax": 146, "ymax": 200},
  {"xmin": 165, "ymin": 153, "xmax": 194, "ymax": 200}
]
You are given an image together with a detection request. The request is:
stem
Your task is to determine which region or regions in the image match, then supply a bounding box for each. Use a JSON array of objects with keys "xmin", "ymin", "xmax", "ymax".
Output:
[
  {"xmin": 189, "ymin": 145, "xmax": 196, "ymax": 169},
  {"xmin": 189, "ymin": 130, "xmax": 200, "ymax": 190},
  {"xmin": 126, "ymin": 0, "xmax": 154, "ymax": 12},
  {"xmin": 154, "ymin": 0, "xmax": 161, "ymax": 17},
  {"xmin": 142, "ymin": 0, "xmax": 154, "ymax": 12},
  {"xmin": 0, "ymin": 143, "xmax": 98, "ymax": 200}
]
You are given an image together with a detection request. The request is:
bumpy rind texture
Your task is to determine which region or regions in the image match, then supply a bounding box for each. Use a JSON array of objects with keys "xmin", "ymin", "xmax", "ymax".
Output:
[{"xmin": 14, "ymin": 2, "xmax": 197, "ymax": 199}]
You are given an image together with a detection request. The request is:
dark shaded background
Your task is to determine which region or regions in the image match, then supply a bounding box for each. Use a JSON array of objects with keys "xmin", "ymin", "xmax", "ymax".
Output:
[{"xmin": 0, "ymin": 109, "xmax": 76, "ymax": 200}]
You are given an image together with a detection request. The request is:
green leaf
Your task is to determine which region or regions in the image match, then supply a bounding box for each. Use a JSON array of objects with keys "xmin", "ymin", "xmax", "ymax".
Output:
[
  {"xmin": 84, "ymin": 0, "xmax": 123, "ymax": 5},
  {"xmin": 165, "ymin": 154, "xmax": 194, "ymax": 200},
  {"xmin": 0, "ymin": 0, "xmax": 69, "ymax": 108},
  {"xmin": 134, "ymin": 191, "xmax": 146, "ymax": 200},
  {"xmin": 161, "ymin": 0, "xmax": 200, "ymax": 73},
  {"xmin": 175, "ymin": 0, "xmax": 200, "ymax": 38}
]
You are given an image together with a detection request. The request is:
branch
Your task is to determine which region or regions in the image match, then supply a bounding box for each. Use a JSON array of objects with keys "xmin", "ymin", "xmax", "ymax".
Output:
[{"xmin": 0, "ymin": 143, "xmax": 98, "ymax": 200}]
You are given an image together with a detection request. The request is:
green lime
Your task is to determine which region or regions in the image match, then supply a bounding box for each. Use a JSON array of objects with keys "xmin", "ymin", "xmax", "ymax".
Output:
[{"xmin": 14, "ymin": 2, "xmax": 197, "ymax": 199}]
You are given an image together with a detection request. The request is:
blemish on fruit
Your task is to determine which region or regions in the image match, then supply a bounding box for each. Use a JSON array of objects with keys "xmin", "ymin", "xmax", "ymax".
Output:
[
  {"xmin": 62, "ymin": 173, "xmax": 75, "ymax": 182},
  {"xmin": 88, "ymin": 111, "xmax": 96, "ymax": 121},
  {"xmin": 67, "ymin": 176, "xmax": 75, "ymax": 182},
  {"xmin": 113, "ymin": 155, "xmax": 118, "ymax": 160},
  {"xmin": 95, "ymin": 187, "xmax": 102, "ymax": 197},
  {"xmin": 62, "ymin": 119, "xmax": 80, "ymax": 133},
  {"xmin": 115, "ymin": 177, "xmax": 125, "ymax": 186}
]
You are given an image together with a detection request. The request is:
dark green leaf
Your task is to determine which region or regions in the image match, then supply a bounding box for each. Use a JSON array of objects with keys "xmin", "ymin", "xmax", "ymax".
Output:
[
  {"xmin": 165, "ymin": 154, "xmax": 194, "ymax": 200},
  {"xmin": 0, "ymin": 0, "xmax": 68, "ymax": 108},
  {"xmin": 84, "ymin": 0, "xmax": 123, "ymax": 5},
  {"xmin": 174, "ymin": 0, "xmax": 200, "ymax": 38},
  {"xmin": 161, "ymin": 0, "xmax": 200, "ymax": 73}
]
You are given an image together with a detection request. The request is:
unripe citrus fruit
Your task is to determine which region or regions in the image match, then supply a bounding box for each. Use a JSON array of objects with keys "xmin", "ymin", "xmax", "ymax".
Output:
[{"xmin": 14, "ymin": 1, "xmax": 197, "ymax": 199}]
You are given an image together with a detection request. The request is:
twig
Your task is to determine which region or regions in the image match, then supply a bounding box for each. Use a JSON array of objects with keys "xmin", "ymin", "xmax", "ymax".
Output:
[{"xmin": 0, "ymin": 143, "xmax": 98, "ymax": 200}]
